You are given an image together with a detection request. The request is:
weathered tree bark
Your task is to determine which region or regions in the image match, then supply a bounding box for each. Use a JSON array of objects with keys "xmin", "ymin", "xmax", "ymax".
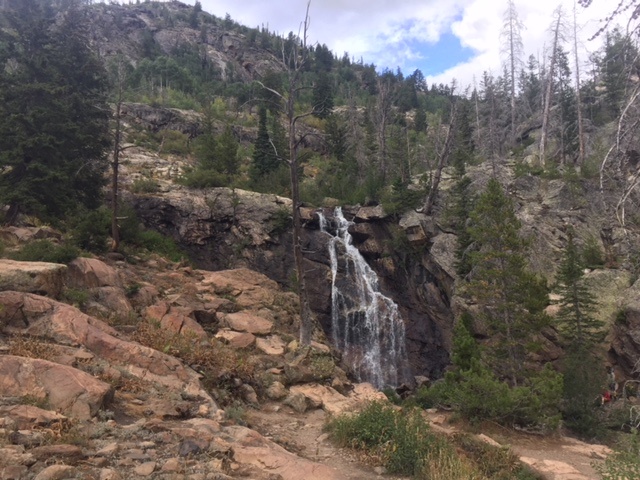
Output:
[
  {"xmin": 572, "ymin": 0, "xmax": 586, "ymax": 167},
  {"xmin": 540, "ymin": 7, "xmax": 564, "ymax": 166},
  {"xmin": 424, "ymin": 100, "xmax": 458, "ymax": 215}
]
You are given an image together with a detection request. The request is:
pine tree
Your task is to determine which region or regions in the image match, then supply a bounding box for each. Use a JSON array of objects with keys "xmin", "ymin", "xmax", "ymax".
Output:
[
  {"xmin": 250, "ymin": 106, "xmax": 279, "ymax": 180},
  {"xmin": 0, "ymin": 0, "xmax": 111, "ymax": 224},
  {"xmin": 555, "ymin": 232, "xmax": 604, "ymax": 350},
  {"xmin": 467, "ymin": 178, "xmax": 548, "ymax": 386}
]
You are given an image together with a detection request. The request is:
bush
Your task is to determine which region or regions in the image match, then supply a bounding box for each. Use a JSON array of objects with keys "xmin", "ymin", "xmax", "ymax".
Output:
[
  {"xmin": 416, "ymin": 362, "xmax": 562, "ymax": 432},
  {"xmin": 71, "ymin": 207, "xmax": 111, "ymax": 253},
  {"xmin": 582, "ymin": 235, "xmax": 604, "ymax": 268},
  {"xmin": 178, "ymin": 169, "xmax": 230, "ymax": 188},
  {"xmin": 10, "ymin": 240, "xmax": 79, "ymax": 264},
  {"xmin": 327, "ymin": 402, "xmax": 456, "ymax": 476},
  {"xmin": 131, "ymin": 178, "xmax": 160, "ymax": 194}
]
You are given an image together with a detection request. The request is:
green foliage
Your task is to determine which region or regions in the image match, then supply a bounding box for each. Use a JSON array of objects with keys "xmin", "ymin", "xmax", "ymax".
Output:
[
  {"xmin": 416, "ymin": 363, "xmax": 563, "ymax": 431},
  {"xmin": 250, "ymin": 106, "xmax": 281, "ymax": 182},
  {"xmin": 131, "ymin": 178, "xmax": 160, "ymax": 194},
  {"xmin": 193, "ymin": 124, "xmax": 239, "ymax": 175},
  {"xmin": 595, "ymin": 433, "xmax": 640, "ymax": 480},
  {"xmin": 10, "ymin": 240, "xmax": 79, "ymax": 265},
  {"xmin": 178, "ymin": 169, "xmax": 231, "ymax": 189},
  {"xmin": 159, "ymin": 130, "xmax": 190, "ymax": 155},
  {"xmin": 270, "ymin": 207, "xmax": 292, "ymax": 236},
  {"xmin": 0, "ymin": 0, "xmax": 111, "ymax": 224},
  {"xmin": 555, "ymin": 233, "xmax": 604, "ymax": 350},
  {"xmin": 582, "ymin": 235, "xmax": 605, "ymax": 268},
  {"xmin": 562, "ymin": 348, "xmax": 606, "ymax": 438},
  {"xmin": 61, "ymin": 287, "xmax": 90, "ymax": 310},
  {"xmin": 71, "ymin": 207, "xmax": 111, "ymax": 254},
  {"xmin": 381, "ymin": 178, "xmax": 424, "ymax": 217},
  {"xmin": 327, "ymin": 401, "xmax": 538, "ymax": 478},
  {"xmin": 466, "ymin": 178, "xmax": 549, "ymax": 386}
]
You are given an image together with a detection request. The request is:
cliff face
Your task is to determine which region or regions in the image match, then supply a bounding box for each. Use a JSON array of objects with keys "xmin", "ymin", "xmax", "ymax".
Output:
[
  {"xmin": 85, "ymin": 2, "xmax": 283, "ymax": 81},
  {"xmin": 132, "ymin": 187, "xmax": 455, "ymax": 381}
]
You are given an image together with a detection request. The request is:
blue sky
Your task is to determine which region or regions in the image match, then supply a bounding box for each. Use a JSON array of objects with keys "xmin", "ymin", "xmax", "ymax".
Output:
[{"xmin": 118, "ymin": 0, "xmax": 616, "ymax": 88}]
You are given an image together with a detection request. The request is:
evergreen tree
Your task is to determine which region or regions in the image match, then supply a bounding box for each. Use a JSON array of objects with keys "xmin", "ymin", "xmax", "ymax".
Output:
[
  {"xmin": 467, "ymin": 178, "xmax": 548, "ymax": 386},
  {"xmin": 0, "ymin": 0, "xmax": 111, "ymax": 224},
  {"xmin": 555, "ymin": 232, "xmax": 604, "ymax": 350},
  {"xmin": 250, "ymin": 106, "xmax": 279, "ymax": 180},
  {"xmin": 312, "ymin": 72, "xmax": 334, "ymax": 119}
]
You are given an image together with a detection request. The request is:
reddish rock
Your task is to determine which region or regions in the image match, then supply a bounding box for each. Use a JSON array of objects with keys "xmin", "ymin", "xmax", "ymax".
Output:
[
  {"xmin": 0, "ymin": 356, "xmax": 112, "ymax": 420},
  {"xmin": 222, "ymin": 312, "xmax": 272, "ymax": 335},
  {"xmin": 0, "ymin": 259, "xmax": 66, "ymax": 298},
  {"xmin": 0, "ymin": 405, "xmax": 67, "ymax": 430},
  {"xmin": 227, "ymin": 426, "xmax": 342, "ymax": 480},
  {"xmin": 66, "ymin": 258, "xmax": 122, "ymax": 289},
  {"xmin": 30, "ymin": 444, "xmax": 85, "ymax": 464},
  {"xmin": 0, "ymin": 292, "xmax": 216, "ymax": 409},
  {"xmin": 145, "ymin": 302, "xmax": 207, "ymax": 339},
  {"xmin": 255, "ymin": 335, "xmax": 286, "ymax": 355}
]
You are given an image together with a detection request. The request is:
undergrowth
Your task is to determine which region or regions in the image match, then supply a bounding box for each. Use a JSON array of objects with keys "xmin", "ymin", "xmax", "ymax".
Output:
[{"xmin": 325, "ymin": 401, "xmax": 540, "ymax": 479}]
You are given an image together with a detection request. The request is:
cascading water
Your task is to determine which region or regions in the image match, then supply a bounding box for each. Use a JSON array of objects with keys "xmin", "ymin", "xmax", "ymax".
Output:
[{"xmin": 318, "ymin": 207, "xmax": 409, "ymax": 389}]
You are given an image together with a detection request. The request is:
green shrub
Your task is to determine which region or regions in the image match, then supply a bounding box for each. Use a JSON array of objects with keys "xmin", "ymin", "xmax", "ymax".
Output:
[
  {"xmin": 178, "ymin": 169, "xmax": 230, "ymax": 188},
  {"xmin": 10, "ymin": 240, "xmax": 79, "ymax": 264},
  {"xmin": 582, "ymin": 235, "xmax": 604, "ymax": 268},
  {"xmin": 135, "ymin": 230, "xmax": 184, "ymax": 262},
  {"xmin": 595, "ymin": 434, "xmax": 640, "ymax": 480},
  {"xmin": 131, "ymin": 178, "xmax": 160, "ymax": 194},
  {"xmin": 71, "ymin": 207, "xmax": 111, "ymax": 253},
  {"xmin": 416, "ymin": 362, "xmax": 562, "ymax": 432},
  {"xmin": 62, "ymin": 288, "xmax": 90, "ymax": 309},
  {"xmin": 327, "ymin": 402, "xmax": 487, "ymax": 478},
  {"xmin": 158, "ymin": 130, "xmax": 190, "ymax": 155}
]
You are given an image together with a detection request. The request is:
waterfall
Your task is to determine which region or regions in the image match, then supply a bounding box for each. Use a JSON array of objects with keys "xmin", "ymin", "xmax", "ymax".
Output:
[{"xmin": 318, "ymin": 207, "xmax": 409, "ymax": 389}]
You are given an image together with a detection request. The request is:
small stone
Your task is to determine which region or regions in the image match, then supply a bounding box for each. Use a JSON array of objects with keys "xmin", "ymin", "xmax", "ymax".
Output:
[
  {"xmin": 33, "ymin": 465, "xmax": 76, "ymax": 480},
  {"xmin": 96, "ymin": 442, "xmax": 119, "ymax": 457},
  {"xmin": 283, "ymin": 393, "xmax": 308, "ymax": 413},
  {"xmin": 99, "ymin": 468, "xmax": 122, "ymax": 480},
  {"xmin": 266, "ymin": 381, "xmax": 287, "ymax": 400},
  {"xmin": 161, "ymin": 458, "xmax": 181, "ymax": 472},
  {"xmin": 178, "ymin": 438, "xmax": 209, "ymax": 457},
  {"xmin": 0, "ymin": 465, "xmax": 28, "ymax": 480},
  {"xmin": 373, "ymin": 466, "xmax": 386, "ymax": 475},
  {"xmin": 239, "ymin": 384, "xmax": 258, "ymax": 404},
  {"xmin": 133, "ymin": 462, "xmax": 156, "ymax": 477}
]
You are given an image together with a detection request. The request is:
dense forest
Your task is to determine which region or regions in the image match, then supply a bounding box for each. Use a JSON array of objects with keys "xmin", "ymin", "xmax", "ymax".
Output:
[{"xmin": 3, "ymin": 0, "xmax": 640, "ymax": 475}]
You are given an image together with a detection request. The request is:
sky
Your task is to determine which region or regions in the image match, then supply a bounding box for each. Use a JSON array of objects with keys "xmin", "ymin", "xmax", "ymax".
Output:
[{"xmin": 133, "ymin": 0, "xmax": 619, "ymax": 88}]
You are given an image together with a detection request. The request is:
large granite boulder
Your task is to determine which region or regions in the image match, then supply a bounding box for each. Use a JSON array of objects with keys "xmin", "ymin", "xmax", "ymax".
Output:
[{"xmin": 0, "ymin": 259, "xmax": 66, "ymax": 298}]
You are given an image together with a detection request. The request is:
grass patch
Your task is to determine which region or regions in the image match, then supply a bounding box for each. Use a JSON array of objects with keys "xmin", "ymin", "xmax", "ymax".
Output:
[
  {"xmin": 326, "ymin": 401, "xmax": 541, "ymax": 479},
  {"xmin": 9, "ymin": 239, "xmax": 79, "ymax": 264}
]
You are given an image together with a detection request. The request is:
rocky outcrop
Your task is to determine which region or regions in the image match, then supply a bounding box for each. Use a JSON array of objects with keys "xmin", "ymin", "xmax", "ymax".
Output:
[
  {"xmin": 132, "ymin": 187, "xmax": 454, "ymax": 381},
  {"xmin": 0, "ymin": 355, "xmax": 113, "ymax": 420},
  {"xmin": 0, "ymin": 259, "xmax": 66, "ymax": 298},
  {"xmin": 0, "ymin": 291, "xmax": 215, "ymax": 407}
]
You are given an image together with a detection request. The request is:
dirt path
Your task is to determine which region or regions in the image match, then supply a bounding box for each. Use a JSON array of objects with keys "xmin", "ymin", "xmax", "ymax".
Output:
[
  {"xmin": 425, "ymin": 411, "xmax": 609, "ymax": 480},
  {"xmin": 246, "ymin": 404, "xmax": 405, "ymax": 480},
  {"xmin": 247, "ymin": 404, "xmax": 609, "ymax": 480}
]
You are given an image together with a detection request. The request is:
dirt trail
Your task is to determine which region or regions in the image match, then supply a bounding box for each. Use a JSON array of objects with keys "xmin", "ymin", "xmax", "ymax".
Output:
[
  {"xmin": 248, "ymin": 404, "xmax": 609, "ymax": 480},
  {"xmin": 246, "ymin": 404, "xmax": 404, "ymax": 480}
]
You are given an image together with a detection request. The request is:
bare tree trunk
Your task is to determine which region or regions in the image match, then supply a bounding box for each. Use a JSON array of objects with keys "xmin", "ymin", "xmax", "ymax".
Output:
[
  {"xmin": 424, "ymin": 100, "xmax": 458, "ymax": 215},
  {"xmin": 573, "ymin": 0, "xmax": 586, "ymax": 167},
  {"xmin": 540, "ymin": 7, "xmax": 564, "ymax": 167}
]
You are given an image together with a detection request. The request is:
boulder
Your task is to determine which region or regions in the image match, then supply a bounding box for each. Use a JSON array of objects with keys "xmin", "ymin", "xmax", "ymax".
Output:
[
  {"xmin": 226, "ymin": 426, "xmax": 342, "ymax": 480},
  {"xmin": 66, "ymin": 258, "xmax": 122, "ymax": 289},
  {"xmin": 222, "ymin": 311, "xmax": 273, "ymax": 335},
  {"xmin": 0, "ymin": 259, "xmax": 66, "ymax": 298},
  {"xmin": 215, "ymin": 330, "xmax": 256, "ymax": 349},
  {"xmin": 0, "ymin": 292, "xmax": 216, "ymax": 410},
  {"xmin": 144, "ymin": 302, "xmax": 207, "ymax": 339},
  {"xmin": 0, "ymin": 405, "xmax": 67, "ymax": 430},
  {"xmin": 0, "ymin": 355, "xmax": 112, "ymax": 420},
  {"xmin": 255, "ymin": 335, "xmax": 286, "ymax": 355}
]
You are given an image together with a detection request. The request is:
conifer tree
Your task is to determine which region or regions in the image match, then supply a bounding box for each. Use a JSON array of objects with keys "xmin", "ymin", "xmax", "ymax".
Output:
[
  {"xmin": 0, "ymin": 0, "xmax": 111, "ymax": 224},
  {"xmin": 555, "ymin": 232, "xmax": 604, "ymax": 350},
  {"xmin": 467, "ymin": 178, "xmax": 548, "ymax": 386},
  {"xmin": 250, "ymin": 106, "xmax": 278, "ymax": 180}
]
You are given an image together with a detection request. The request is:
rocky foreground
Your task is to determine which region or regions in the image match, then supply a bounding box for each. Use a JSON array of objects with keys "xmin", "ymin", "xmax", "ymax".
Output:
[{"xmin": 0, "ymin": 228, "xmax": 615, "ymax": 480}]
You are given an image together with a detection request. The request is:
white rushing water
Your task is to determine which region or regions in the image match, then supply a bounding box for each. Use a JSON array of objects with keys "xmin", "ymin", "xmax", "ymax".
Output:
[{"xmin": 318, "ymin": 207, "xmax": 408, "ymax": 388}]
